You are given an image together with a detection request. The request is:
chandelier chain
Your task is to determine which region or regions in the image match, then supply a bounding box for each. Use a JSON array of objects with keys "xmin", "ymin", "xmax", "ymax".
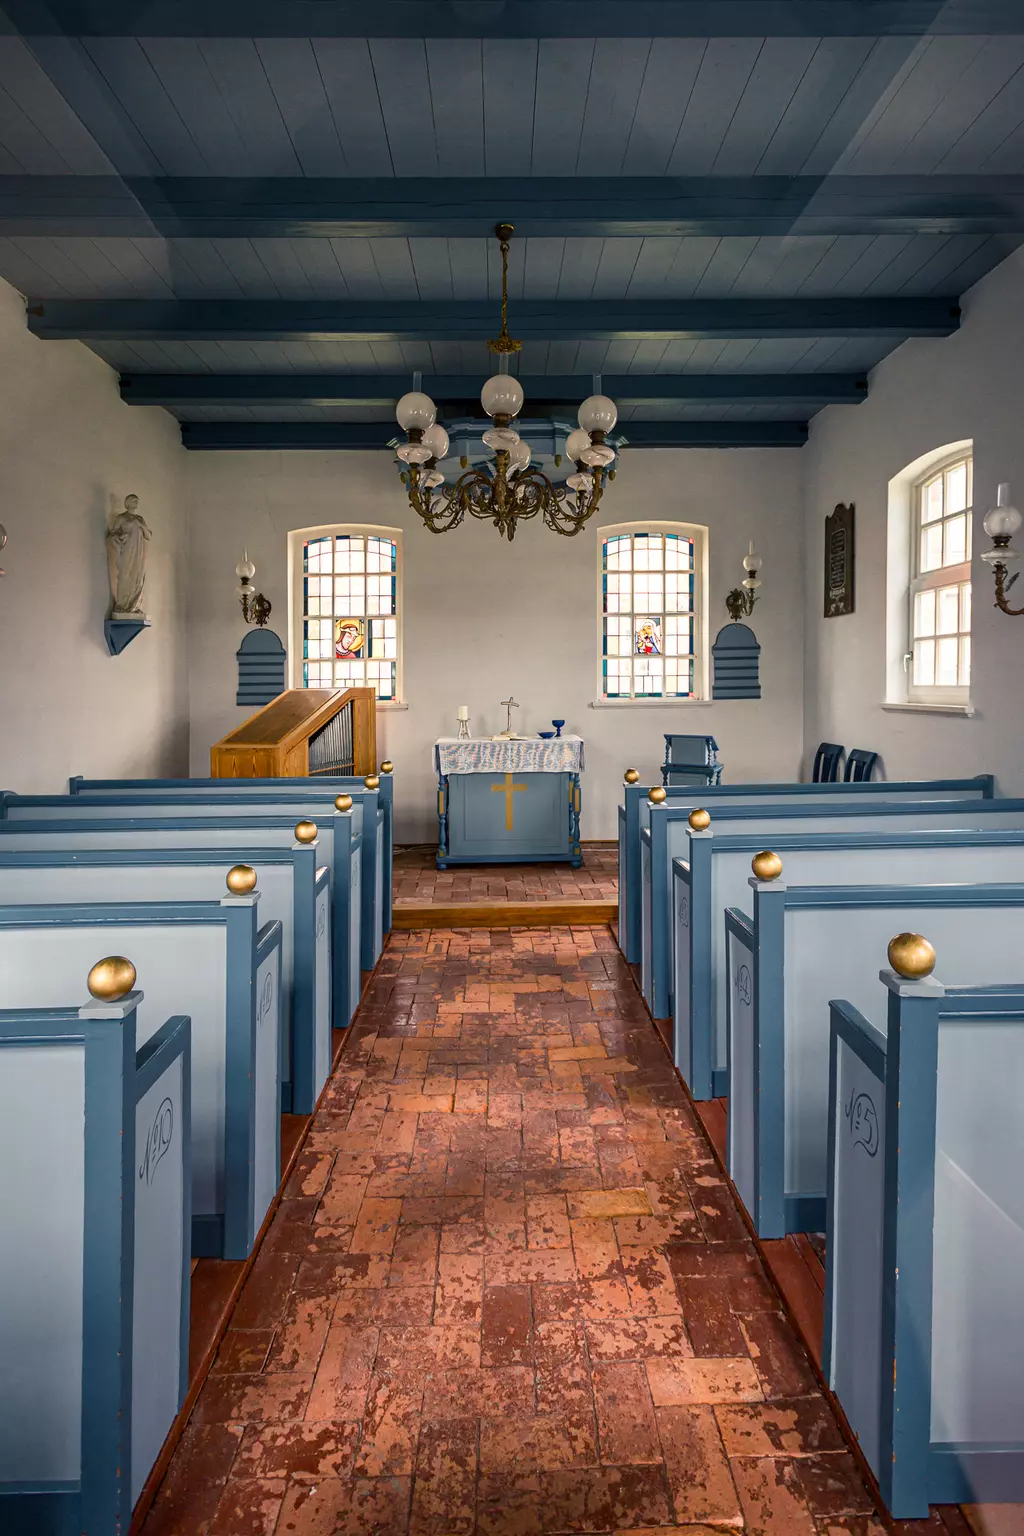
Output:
[{"xmin": 488, "ymin": 224, "xmax": 522, "ymax": 356}]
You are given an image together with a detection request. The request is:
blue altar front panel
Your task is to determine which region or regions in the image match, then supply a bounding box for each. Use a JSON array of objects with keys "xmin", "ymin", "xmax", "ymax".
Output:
[{"xmin": 439, "ymin": 771, "xmax": 581, "ymax": 867}]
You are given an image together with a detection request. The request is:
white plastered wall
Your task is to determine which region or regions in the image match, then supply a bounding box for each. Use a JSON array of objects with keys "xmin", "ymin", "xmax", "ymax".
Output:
[
  {"xmin": 186, "ymin": 446, "xmax": 805, "ymax": 841},
  {"xmin": 0, "ymin": 277, "xmax": 189, "ymax": 791},
  {"xmin": 803, "ymin": 247, "xmax": 1024, "ymax": 793}
]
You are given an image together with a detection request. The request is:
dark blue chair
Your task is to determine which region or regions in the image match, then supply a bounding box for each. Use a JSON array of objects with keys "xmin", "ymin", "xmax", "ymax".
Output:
[
  {"xmin": 812, "ymin": 742, "xmax": 844, "ymax": 783},
  {"xmin": 844, "ymin": 748, "xmax": 879, "ymax": 782}
]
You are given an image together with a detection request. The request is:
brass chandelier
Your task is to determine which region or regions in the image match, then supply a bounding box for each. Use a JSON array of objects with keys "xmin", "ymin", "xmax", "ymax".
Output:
[{"xmin": 394, "ymin": 224, "xmax": 619, "ymax": 541}]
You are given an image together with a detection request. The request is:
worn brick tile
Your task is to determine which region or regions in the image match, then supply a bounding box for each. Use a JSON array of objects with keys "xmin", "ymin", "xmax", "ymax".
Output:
[
  {"xmin": 715, "ymin": 1398, "xmax": 846, "ymax": 1458},
  {"xmin": 264, "ymin": 1292, "xmax": 333, "ymax": 1372},
  {"xmin": 212, "ymin": 1329, "xmax": 275, "ymax": 1375},
  {"xmin": 567, "ymin": 1188, "xmax": 653, "ymax": 1219},
  {"xmin": 789, "ymin": 1453, "xmax": 877, "ymax": 1517},
  {"xmin": 422, "ymin": 1365, "xmax": 535, "ymax": 1420},
  {"xmin": 141, "ymin": 1422, "xmax": 243, "ymax": 1536},
  {"xmin": 316, "ymin": 1173, "xmax": 369, "ymax": 1225},
  {"xmin": 592, "ymin": 1360, "xmax": 661, "ymax": 1464},
  {"xmin": 285, "ymin": 1150, "xmax": 336, "ymax": 1199},
  {"xmin": 193, "ymin": 1371, "xmax": 314, "ymax": 1425},
  {"xmin": 620, "ymin": 1244, "xmax": 683, "ymax": 1316},
  {"xmin": 207, "ymin": 1477, "xmax": 285, "ymax": 1536},
  {"xmin": 741, "ymin": 1311, "xmax": 820, "ymax": 1399},
  {"xmin": 410, "ymin": 1417, "xmax": 478, "ymax": 1536},
  {"xmin": 294, "ymin": 1250, "xmax": 391, "ymax": 1294},
  {"xmin": 355, "ymin": 1372, "xmax": 425, "ymax": 1477},
  {"xmin": 538, "ymin": 1464, "xmax": 672, "ymax": 1532},
  {"xmin": 477, "ymin": 1472, "xmax": 543, "ymax": 1536},
  {"xmin": 352, "ymin": 1196, "xmax": 403, "ymax": 1254},
  {"xmin": 434, "ymin": 1252, "xmax": 484, "ymax": 1324},
  {"xmin": 389, "ymin": 1223, "xmax": 440, "ymax": 1287},
  {"xmin": 482, "ymin": 1282, "xmax": 534, "ymax": 1366},
  {"xmin": 731, "ymin": 1455, "xmax": 820, "ymax": 1536},
  {"xmin": 273, "ymin": 1475, "xmax": 412, "ymax": 1536},
  {"xmin": 234, "ymin": 1421, "xmax": 359, "ymax": 1482},
  {"xmin": 646, "ymin": 1356, "xmax": 763, "ymax": 1407},
  {"xmin": 675, "ymin": 1274, "xmax": 749, "ymax": 1355},
  {"xmin": 526, "ymin": 1193, "xmax": 572, "ymax": 1249},
  {"xmin": 585, "ymin": 1317, "xmax": 693, "ymax": 1361},
  {"xmin": 304, "ymin": 1324, "xmax": 378, "ymax": 1420},
  {"xmin": 486, "ymin": 1249, "xmax": 576, "ymax": 1285},
  {"xmin": 376, "ymin": 1324, "xmax": 480, "ymax": 1371},
  {"xmin": 228, "ymin": 1252, "xmax": 300, "ymax": 1331},
  {"xmin": 656, "ymin": 1403, "xmax": 742, "ymax": 1524}
]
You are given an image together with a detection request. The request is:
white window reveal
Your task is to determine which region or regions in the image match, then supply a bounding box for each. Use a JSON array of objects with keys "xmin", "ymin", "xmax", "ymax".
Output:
[
  {"xmin": 600, "ymin": 525, "xmax": 706, "ymax": 700},
  {"xmin": 298, "ymin": 530, "xmax": 401, "ymax": 700},
  {"xmin": 909, "ymin": 453, "xmax": 972, "ymax": 704}
]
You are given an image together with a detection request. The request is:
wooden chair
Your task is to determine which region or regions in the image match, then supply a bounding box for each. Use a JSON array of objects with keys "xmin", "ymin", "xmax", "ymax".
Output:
[
  {"xmin": 844, "ymin": 748, "xmax": 878, "ymax": 782},
  {"xmin": 811, "ymin": 741, "xmax": 844, "ymax": 782}
]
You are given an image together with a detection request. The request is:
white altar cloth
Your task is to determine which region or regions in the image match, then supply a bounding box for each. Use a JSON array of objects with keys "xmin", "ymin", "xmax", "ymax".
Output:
[{"xmin": 434, "ymin": 735, "xmax": 584, "ymax": 775}]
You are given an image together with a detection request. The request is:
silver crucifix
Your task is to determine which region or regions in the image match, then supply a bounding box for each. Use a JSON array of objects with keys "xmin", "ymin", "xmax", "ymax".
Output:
[{"xmin": 498, "ymin": 695, "xmax": 519, "ymax": 737}]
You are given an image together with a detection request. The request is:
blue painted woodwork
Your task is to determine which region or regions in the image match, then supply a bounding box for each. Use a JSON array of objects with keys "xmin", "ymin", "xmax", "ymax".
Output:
[
  {"xmin": 845, "ymin": 747, "xmax": 879, "ymax": 782},
  {"xmin": 103, "ymin": 616, "xmax": 149, "ymax": 656},
  {"xmin": 813, "ymin": 741, "xmax": 844, "ymax": 782},
  {"xmin": 730, "ymin": 879, "xmax": 1024, "ymax": 1243},
  {"xmin": 180, "ymin": 420, "xmax": 811, "ymax": 451},
  {"xmin": 437, "ymin": 770, "xmax": 582, "ymax": 869},
  {"xmin": 67, "ymin": 770, "xmax": 395, "ymax": 935},
  {"xmin": 26, "ymin": 297, "xmax": 962, "ymax": 343},
  {"xmin": 712, "ymin": 623, "xmax": 761, "ymax": 699},
  {"xmin": 0, "ymin": 847, "xmax": 331, "ymax": 1116},
  {"xmin": 661, "ymin": 733, "xmax": 722, "ymax": 787},
  {"xmin": 5, "ymin": 175, "xmax": 1024, "ymax": 238},
  {"xmin": 4, "ymin": 786, "xmax": 381, "ymax": 981},
  {"xmin": 236, "ymin": 627, "xmax": 286, "ymax": 707},
  {"xmin": 674, "ymin": 823, "xmax": 1024, "ymax": 1103},
  {"xmin": 120, "ymin": 373, "xmax": 870, "ymax": 408},
  {"xmin": 617, "ymin": 774, "xmax": 995, "ymax": 967},
  {"xmin": 825, "ymin": 978, "xmax": 1024, "ymax": 1516},
  {"xmin": 9, "ymin": 3, "xmax": 1024, "ymax": 36},
  {"xmin": 0, "ymin": 997, "xmax": 190, "ymax": 1536},
  {"xmin": 0, "ymin": 897, "xmax": 281, "ymax": 1260}
]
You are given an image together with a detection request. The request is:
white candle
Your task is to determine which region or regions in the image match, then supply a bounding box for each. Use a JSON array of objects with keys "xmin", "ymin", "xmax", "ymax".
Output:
[{"xmin": 457, "ymin": 705, "xmax": 469, "ymax": 721}]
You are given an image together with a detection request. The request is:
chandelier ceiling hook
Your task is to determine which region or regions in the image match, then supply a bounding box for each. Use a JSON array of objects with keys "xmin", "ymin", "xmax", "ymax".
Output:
[{"xmin": 488, "ymin": 222, "xmax": 522, "ymax": 360}]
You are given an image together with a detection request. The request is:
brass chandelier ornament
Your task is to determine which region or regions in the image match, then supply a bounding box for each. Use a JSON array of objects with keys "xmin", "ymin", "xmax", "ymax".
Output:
[{"xmin": 394, "ymin": 224, "xmax": 619, "ymax": 541}]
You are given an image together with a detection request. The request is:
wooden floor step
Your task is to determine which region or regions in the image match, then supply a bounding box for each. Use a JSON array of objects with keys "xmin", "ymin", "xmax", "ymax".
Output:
[{"xmin": 392, "ymin": 899, "xmax": 617, "ymax": 929}]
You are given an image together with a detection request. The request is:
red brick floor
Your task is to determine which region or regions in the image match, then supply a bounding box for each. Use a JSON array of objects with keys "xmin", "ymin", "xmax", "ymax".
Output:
[
  {"xmin": 393, "ymin": 846, "xmax": 618, "ymax": 906},
  {"xmin": 140, "ymin": 926, "xmax": 987, "ymax": 1536}
]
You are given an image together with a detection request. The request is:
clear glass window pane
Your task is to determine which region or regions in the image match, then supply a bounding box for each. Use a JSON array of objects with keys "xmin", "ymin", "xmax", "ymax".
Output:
[
  {"xmin": 936, "ymin": 585, "xmax": 960, "ymax": 635},
  {"xmin": 961, "ymin": 582, "xmax": 972, "ymax": 631},
  {"xmin": 960, "ymin": 634, "xmax": 971, "ymax": 687},
  {"xmin": 944, "ymin": 514, "xmax": 967, "ymax": 566},
  {"xmin": 914, "ymin": 589, "xmax": 936, "ymax": 638},
  {"xmin": 923, "ymin": 478, "xmax": 944, "ymax": 523},
  {"xmin": 946, "ymin": 461, "xmax": 968, "ymax": 513},
  {"xmin": 936, "ymin": 635, "xmax": 959, "ymax": 687},
  {"xmin": 920, "ymin": 522, "xmax": 943, "ymax": 573},
  {"xmin": 914, "ymin": 639, "xmax": 935, "ymax": 687}
]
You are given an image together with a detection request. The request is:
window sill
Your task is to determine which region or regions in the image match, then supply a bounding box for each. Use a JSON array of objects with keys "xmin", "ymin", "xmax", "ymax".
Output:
[
  {"xmin": 377, "ymin": 701, "xmax": 409, "ymax": 711},
  {"xmin": 882, "ymin": 701, "xmax": 975, "ymax": 717},
  {"xmin": 590, "ymin": 698, "xmax": 712, "ymax": 709}
]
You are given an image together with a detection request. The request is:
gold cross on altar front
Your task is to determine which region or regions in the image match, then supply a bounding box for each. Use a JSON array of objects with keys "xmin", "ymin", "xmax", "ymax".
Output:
[{"xmin": 492, "ymin": 773, "xmax": 527, "ymax": 831}]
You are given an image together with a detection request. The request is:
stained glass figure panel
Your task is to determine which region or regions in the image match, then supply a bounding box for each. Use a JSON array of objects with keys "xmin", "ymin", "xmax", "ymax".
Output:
[{"xmin": 301, "ymin": 532, "xmax": 400, "ymax": 699}]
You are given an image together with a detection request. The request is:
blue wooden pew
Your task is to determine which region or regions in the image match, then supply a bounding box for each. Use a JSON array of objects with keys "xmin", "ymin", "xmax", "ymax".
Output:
[
  {"xmin": 0, "ymin": 848, "xmax": 332, "ymax": 1115},
  {"xmin": 68, "ymin": 769, "xmax": 395, "ymax": 936},
  {"xmin": 4, "ymin": 786, "xmax": 383, "ymax": 972},
  {"xmin": 725, "ymin": 875, "xmax": 1024, "ymax": 1241},
  {"xmin": 672, "ymin": 823, "xmax": 1024, "ymax": 1100},
  {"xmin": 0, "ymin": 809, "xmax": 361, "ymax": 1040},
  {"xmin": 0, "ymin": 993, "xmax": 190, "ymax": 1536},
  {"xmin": 826, "ymin": 971, "xmax": 1024, "ymax": 1517},
  {"xmin": 644, "ymin": 789, "xmax": 1017, "ymax": 1019},
  {"xmin": 0, "ymin": 896, "xmax": 282, "ymax": 1260},
  {"xmin": 618, "ymin": 773, "xmax": 994, "ymax": 965}
]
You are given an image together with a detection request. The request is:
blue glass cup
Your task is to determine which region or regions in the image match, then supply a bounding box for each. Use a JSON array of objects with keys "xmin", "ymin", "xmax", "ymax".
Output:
[{"xmin": 552, "ymin": 719, "xmax": 565, "ymax": 737}]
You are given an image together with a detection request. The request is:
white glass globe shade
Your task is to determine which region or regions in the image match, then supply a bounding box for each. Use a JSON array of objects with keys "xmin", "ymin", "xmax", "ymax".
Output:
[
  {"xmin": 578, "ymin": 394, "xmax": 618, "ymax": 433},
  {"xmin": 482, "ymin": 425, "xmax": 520, "ymax": 451},
  {"xmin": 582, "ymin": 441, "xmax": 616, "ymax": 467},
  {"xmin": 422, "ymin": 423, "xmax": 450, "ymax": 460},
  {"xmin": 984, "ymin": 505, "xmax": 1022, "ymax": 539},
  {"xmin": 565, "ymin": 427, "xmax": 591, "ymax": 463},
  {"xmin": 235, "ymin": 554, "xmax": 256, "ymax": 581},
  {"xmin": 395, "ymin": 391, "xmax": 436, "ymax": 431},
  {"xmin": 566, "ymin": 469, "xmax": 593, "ymax": 492},
  {"xmin": 480, "ymin": 374, "xmax": 524, "ymax": 419},
  {"xmin": 509, "ymin": 440, "xmax": 531, "ymax": 472}
]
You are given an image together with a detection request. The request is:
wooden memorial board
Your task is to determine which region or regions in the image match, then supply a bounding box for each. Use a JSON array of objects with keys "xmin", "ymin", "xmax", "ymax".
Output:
[{"xmin": 824, "ymin": 502, "xmax": 855, "ymax": 618}]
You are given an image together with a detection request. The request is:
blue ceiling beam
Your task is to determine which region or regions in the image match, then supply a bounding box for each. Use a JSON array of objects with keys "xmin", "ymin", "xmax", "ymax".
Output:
[
  {"xmin": 179, "ymin": 420, "xmax": 809, "ymax": 451},
  {"xmin": 4, "ymin": 176, "xmax": 1024, "ymax": 238},
  {"xmin": 121, "ymin": 373, "xmax": 868, "ymax": 408},
  {"xmin": 30, "ymin": 297, "xmax": 959, "ymax": 342},
  {"xmin": 3, "ymin": 2, "xmax": 1021, "ymax": 38}
]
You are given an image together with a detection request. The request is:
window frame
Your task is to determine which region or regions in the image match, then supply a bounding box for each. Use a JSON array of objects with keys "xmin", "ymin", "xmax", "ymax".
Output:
[
  {"xmin": 907, "ymin": 452, "xmax": 972, "ymax": 707},
  {"xmin": 288, "ymin": 523, "xmax": 405, "ymax": 703},
  {"xmin": 596, "ymin": 520, "xmax": 709, "ymax": 703}
]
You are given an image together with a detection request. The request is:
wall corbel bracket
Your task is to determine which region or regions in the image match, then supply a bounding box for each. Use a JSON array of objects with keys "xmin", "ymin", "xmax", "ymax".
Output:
[{"xmin": 104, "ymin": 617, "xmax": 151, "ymax": 656}]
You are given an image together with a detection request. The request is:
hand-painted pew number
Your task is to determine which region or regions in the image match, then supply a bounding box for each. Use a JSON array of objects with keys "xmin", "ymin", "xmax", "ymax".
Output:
[
  {"xmin": 844, "ymin": 1088, "xmax": 879, "ymax": 1157},
  {"xmin": 139, "ymin": 1097, "xmax": 174, "ymax": 1185},
  {"xmin": 735, "ymin": 964, "xmax": 752, "ymax": 1007},
  {"xmin": 259, "ymin": 972, "xmax": 274, "ymax": 1027}
]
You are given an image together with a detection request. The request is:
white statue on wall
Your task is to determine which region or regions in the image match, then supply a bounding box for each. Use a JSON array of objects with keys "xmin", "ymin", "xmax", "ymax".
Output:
[{"xmin": 106, "ymin": 494, "xmax": 152, "ymax": 617}]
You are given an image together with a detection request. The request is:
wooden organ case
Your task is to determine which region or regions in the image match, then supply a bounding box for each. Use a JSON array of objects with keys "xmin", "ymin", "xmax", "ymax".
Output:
[{"xmin": 210, "ymin": 687, "xmax": 377, "ymax": 779}]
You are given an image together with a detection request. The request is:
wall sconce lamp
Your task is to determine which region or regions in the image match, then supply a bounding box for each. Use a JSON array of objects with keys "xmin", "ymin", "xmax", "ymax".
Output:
[
  {"xmin": 981, "ymin": 483, "xmax": 1024, "ymax": 616},
  {"xmin": 725, "ymin": 541, "xmax": 763, "ymax": 621},
  {"xmin": 236, "ymin": 551, "xmax": 272, "ymax": 627}
]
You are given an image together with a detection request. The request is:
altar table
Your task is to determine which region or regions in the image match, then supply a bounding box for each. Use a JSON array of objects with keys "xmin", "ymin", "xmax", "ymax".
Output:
[{"xmin": 434, "ymin": 736, "xmax": 583, "ymax": 869}]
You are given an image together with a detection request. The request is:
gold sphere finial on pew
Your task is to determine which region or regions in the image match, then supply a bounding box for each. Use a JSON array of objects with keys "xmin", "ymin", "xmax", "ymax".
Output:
[
  {"xmin": 226, "ymin": 864, "xmax": 257, "ymax": 896},
  {"xmin": 624, "ymin": 768, "xmax": 640, "ymax": 784},
  {"xmin": 334, "ymin": 794, "xmax": 353, "ymax": 813},
  {"xmin": 688, "ymin": 808, "xmax": 711, "ymax": 831},
  {"xmin": 364, "ymin": 773, "xmax": 380, "ymax": 790},
  {"xmin": 648, "ymin": 786, "xmax": 667, "ymax": 805},
  {"xmin": 294, "ymin": 820, "xmax": 318, "ymax": 844},
  {"xmin": 751, "ymin": 850, "xmax": 783, "ymax": 882},
  {"xmin": 87, "ymin": 955, "xmax": 136, "ymax": 1001},
  {"xmin": 887, "ymin": 932, "xmax": 936, "ymax": 979},
  {"xmin": 380, "ymin": 760, "xmax": 394, "ymax": 775}
]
